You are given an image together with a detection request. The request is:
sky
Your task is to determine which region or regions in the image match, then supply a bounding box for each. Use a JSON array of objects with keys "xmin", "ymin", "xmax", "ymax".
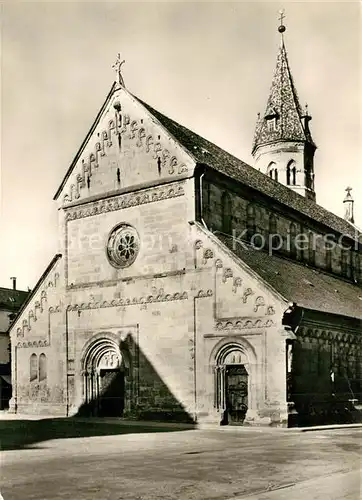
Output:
[{"xmin": 0, "ymin": 1, "xmax": 361, "ymax": 291}]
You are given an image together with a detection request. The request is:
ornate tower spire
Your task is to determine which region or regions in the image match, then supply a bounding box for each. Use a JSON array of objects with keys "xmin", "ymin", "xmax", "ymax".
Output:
[{"xmin": 252, "ymin": 12, "xmax": 317, "ymax": 202}]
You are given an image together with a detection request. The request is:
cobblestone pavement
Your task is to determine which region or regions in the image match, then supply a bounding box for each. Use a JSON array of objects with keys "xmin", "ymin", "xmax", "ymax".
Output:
[{"xmin": 0, "ymin": 418, "xmax": 361, "ymax": 500}]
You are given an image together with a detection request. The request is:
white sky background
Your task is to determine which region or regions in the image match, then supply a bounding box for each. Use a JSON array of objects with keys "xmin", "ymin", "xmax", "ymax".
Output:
[{"xmin": 0, "ymin": 0, "xmax": 361, "ymax": 291}]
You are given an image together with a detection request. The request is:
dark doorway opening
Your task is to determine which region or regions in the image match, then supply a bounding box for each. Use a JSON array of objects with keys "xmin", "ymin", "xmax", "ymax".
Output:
[{"xmin": 98, "ymin": 369, "xmax": 125, "ymax": 417}]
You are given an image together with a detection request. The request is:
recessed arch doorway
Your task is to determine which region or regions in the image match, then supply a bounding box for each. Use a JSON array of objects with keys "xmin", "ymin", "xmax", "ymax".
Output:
[
  {"xmin": 81, "ymin": 336, "xmax": 129, "ymax": 417},
  {"xmin": 214, "ymin": 343, "xmax": 251, "ymax": 425}
]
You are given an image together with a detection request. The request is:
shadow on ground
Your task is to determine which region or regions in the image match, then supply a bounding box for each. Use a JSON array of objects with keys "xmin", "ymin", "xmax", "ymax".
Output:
[{"xmin": 0, "ymin": 418, "xmax": 194, "ymax": 451}]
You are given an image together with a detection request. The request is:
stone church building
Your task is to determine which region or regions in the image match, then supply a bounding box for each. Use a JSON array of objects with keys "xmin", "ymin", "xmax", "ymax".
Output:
[{"xmin": 9, "ymin": 22, "xmax": 361, "ymax": 426}]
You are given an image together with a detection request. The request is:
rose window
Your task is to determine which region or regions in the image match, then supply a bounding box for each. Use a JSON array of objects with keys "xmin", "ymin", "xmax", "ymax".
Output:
[{"xmin": 107, "ymin": 224, "xmax": 140, "ymax": 268}]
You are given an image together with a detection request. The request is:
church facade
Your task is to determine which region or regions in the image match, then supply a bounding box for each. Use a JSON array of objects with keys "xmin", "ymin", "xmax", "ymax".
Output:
[{"xmin": 9, "ymin": 23, "xmax": 362, "ymax": 426}]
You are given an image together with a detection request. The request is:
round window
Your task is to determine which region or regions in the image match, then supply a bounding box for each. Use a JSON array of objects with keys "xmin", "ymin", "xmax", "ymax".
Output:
[{"xmin": 106, "ymin": 224, "xmax": 140, "ymax": 268}]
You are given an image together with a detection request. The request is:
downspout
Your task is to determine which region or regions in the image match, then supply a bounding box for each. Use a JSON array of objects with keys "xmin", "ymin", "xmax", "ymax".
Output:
[
  {"xmin": 199, "ymin": 172, "xmax": 208, "ymax": 229},
  {"xmin": 65, "ymin": 308, "xmax": 69, "ymax": 416},
  {"xmin": 13, "ymin": 344, "xmax": 18, "ymax": 413}
]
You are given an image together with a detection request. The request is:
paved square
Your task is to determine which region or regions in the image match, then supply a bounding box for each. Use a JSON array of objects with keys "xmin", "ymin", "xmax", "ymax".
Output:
[{"xmin": 1, "ymin": 419, "xmax": 361, "ymax": 500}]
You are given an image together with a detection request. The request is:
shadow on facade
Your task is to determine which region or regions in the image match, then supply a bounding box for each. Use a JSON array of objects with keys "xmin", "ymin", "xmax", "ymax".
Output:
[
  {"xmin": 75, "ymin": 333, "xmax": 196, "ymax": 425},
  {"xmin": 0, "ymin": 417, "xmax": 192, "ymax": 451}
]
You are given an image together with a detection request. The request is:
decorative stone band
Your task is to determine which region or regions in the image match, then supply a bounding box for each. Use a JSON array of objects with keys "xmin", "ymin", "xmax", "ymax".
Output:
[
  {"xmin": 17, "ymin": 340, "xmax": 50, "ymax": 349},
  {"xmin": 65, "ymin": 184, "xmax": 185, "ymax": 221},
  {"xmin": 297, "ymin": 327, "xmax": 362, "ymax": 345},
  {"xmin": 215, "ymin": 318, "xmax": 274, "ymax": 330},
  {"xmin": 67, "ymin": 290, "xmax": 189, "ymax": 312}
]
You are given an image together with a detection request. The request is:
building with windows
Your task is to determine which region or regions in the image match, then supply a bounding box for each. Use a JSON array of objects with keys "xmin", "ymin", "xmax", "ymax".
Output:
[
  {"xmin": 0, "ymin": 280, "xmax": 29, "ymax": 409},
  {"xmin": 8, "ymin": 21, "xmax": 361, "ymax": 426}
]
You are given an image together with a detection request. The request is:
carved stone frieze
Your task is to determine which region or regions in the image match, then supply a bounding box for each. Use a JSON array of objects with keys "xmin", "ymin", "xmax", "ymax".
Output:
[
  {"xmin": 65, "ymin": 184, "xmax": 185, "ymax": 221},
  {"xmin": 215, "ymin": 318, "xmax": 274, "ymax": 330},
  {"xmin": 17, "ymin": 340, "xmax": 49, "ymax": 349},
  {"xmin": 67, "ymin": 288, "xmax": 189, "ymax": 312}
]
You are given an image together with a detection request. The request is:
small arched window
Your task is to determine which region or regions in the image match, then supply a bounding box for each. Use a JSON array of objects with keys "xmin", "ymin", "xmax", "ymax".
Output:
[
  {"xmin": 289, "ymin": 223, "xmax": 297, "ymax": 258},
  {"xmin": 246, "ymin": 203, "xmax": 256, "ymax": 241},
  {"xmin": 286, "ymin": 160, "xmax": 296, "ymax": 186},
  {"xmin": 221, "ymin": 192, "xmax": 232, "ymax": 235},
  {"xmin": 267, "ymin": 163, "xmax": 278, "ymax": 182},
  {"xmin": 39, "ymin": 353, "xmax": 47, "ymax": 382},
  {"xmin": 30, "ymin": 353, "xmax": 37, "ymax": 382}
]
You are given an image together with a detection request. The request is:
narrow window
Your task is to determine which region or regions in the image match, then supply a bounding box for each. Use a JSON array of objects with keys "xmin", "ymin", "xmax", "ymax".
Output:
[
  {"xmin": 325, "ymin": 248, "xmax": 332, "ymax": 271},
  {"xmin": 267, "ymin": 162, "xmax": 276, "ymax": 180},
  {"xmin": 246, "ymin": 204, "xmax": 256, "ymax": 241},
  {"xmin": 308, "ymin": 232, "xmax": 316, "ymax": 265},
  {"xmin": 289, "ymin": 223, "xmax": 297, "ymax": 258},
  {"xmin": 341, "ymin": 248, "xmax": 350, "ymax": 277},
  {"xmin": 292, "ymin": 166, "xmax": 297, "ymax": 185},
  {"xmin": 30, "ymin": 353, "xmax": 37, "ymax": 382},
  {"xmin": 286, "ymin": 160, "xmax": 295, "ymax": 186},
  {"xmin": 353, "ymin": 252, "xmax": 361, "ymax": 282},
  {"xmin": 269, "ymin": 213, "xmax": 279, "ymax": 250},
  {"xmin": 221, "ymin": 192, "xmax": 232, "ymax": 235},
  {"xmin": 39, "ymin": 353, "xmax": 47, "ymax": 382},
  {"xmin": 274, "ymin": 168, "xmax": 278, "ymax": 182}
]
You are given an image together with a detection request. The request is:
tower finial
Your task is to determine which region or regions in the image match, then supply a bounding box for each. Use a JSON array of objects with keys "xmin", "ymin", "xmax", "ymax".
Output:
[
  {"xmin": 112, "ymin": 53, "xmax": 126, "ymax": 87},
  {"xmin": 278, "ymin": 9, "xmax": 286, "ymax": 34}
]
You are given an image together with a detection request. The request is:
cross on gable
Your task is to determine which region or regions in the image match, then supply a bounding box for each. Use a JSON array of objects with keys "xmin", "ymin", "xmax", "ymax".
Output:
[
  {"xmin": 112, "ymin": 53, "xmax": 126, "ymax": 87},
  {"xmin": 278, "ymin": 9, "xmax": 285, "ymax": 25},
  {"xmin": 345, "ymin": 186, "xmax": 352, "ymax": 196}
]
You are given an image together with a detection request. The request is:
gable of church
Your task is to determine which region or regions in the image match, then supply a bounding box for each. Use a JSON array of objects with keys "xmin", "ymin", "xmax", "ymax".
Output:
[{"xmin": 55, "ymin": 85, "xmax": 196, "ymax": 206}]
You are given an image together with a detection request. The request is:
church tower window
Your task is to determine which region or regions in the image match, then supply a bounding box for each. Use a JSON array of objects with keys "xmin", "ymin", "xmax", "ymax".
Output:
[
  {"xmin": 267, "ymin": 162, "xmax": 278, "ymax": 182},
  {"xmin": 221, "ymin": 192, "xmax": 232, "ymax": 235},
  {"xmin": 30, "ymin": 354, "xmax": 37, "ymax": 382},
  {"xmin": 286, "ymin": 161, "xmax": 296, "ymax": 186}
]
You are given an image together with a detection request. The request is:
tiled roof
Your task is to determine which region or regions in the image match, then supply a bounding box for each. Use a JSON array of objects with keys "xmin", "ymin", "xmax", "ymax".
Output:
[
  {"xmin": 252, "ymin": 39, "xmax": 315, "ymax": 151},
  {"xmin": 136, "ymin": 96, "xmax": 360, "ymax": 242},
  {"xmin": 216, "ymin": 232, "xmax": 362, "ymax": 321},
  {"xmin": 0, "ymin": 288, "xmax": 29, "ymax": 312}
]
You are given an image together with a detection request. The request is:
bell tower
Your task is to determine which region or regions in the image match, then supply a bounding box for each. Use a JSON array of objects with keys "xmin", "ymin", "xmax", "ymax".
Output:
[{"xmin": 252, "ymin": 12, "xmax": 317, "ymax": 202}]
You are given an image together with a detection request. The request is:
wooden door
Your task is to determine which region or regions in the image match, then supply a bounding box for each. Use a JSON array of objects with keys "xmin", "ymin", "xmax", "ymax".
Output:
[{"xmin": 225, "ymin": 365, "xmax": 248, "ymax": 424}]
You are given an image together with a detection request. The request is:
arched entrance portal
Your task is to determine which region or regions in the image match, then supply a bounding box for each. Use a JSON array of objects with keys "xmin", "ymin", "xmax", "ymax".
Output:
[
  {"xmin": 82, "ymin": 337, "xmax": 128, "ymax": 417},
  {"xmin": 214, "ymin": 345, "xmax": 250, "ymax": 425}
]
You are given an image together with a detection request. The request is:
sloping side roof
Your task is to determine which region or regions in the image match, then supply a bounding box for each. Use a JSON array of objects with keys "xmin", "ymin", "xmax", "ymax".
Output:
[
  {"xmin": 135, "ymin": 96, "xmax": 359, "ymax": 242},
  {"xmin": 213, "ymin": 231, "xmax": 362, "ymax": 321},
  {"xmin": 0, "ymin": 288, "xmax": 29, "ymax": 312}
]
